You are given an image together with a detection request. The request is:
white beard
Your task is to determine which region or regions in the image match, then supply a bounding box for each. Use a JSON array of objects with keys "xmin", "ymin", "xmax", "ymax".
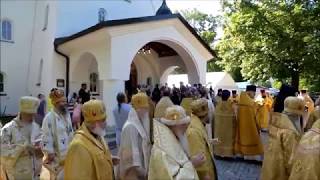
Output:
[
  {"xmin": 177, "ymin": 133, "xmax": 190, "ymax": 156},
  {"xmin": 92, "ymin": 125, "xmax": 107, "ymax": 137},
  {"xmin": 141, "ymin": 113, "xmax": 150, "ymax": 138}
]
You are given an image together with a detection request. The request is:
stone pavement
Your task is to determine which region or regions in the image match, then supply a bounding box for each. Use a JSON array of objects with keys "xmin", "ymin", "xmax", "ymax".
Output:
[{"xmin": 215, "ymin": 158, "xmax": 262, "ymax": 180}]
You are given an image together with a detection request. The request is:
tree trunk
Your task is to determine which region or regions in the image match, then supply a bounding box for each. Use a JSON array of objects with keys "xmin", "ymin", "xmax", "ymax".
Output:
[{"xmin": 291, "ymin": 71, "xmax": 300, "ymax": 91}]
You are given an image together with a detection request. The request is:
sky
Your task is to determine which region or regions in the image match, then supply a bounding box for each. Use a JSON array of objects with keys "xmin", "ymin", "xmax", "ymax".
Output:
[
  {"xmin": 166, "ymin": 0, "xmax": 223, "ymax": 16},
  {"xmin": 166, "ymin": 0, "xmax": 224, "ymax": 40}
]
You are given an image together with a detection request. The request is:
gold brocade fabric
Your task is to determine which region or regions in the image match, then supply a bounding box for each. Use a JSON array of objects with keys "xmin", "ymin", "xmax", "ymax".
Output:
[
  {"xmin": 256, "ymin": 96, "xmax": 273, "ymax": 129},
  {"xmin": 148, "ymin": 120, "xmax": 199, "ymax": 180},
  {"xmin": 154, "ymin": 97, "xmax": 174, "ymax": 119},
  {"xmin": 187, "ymin": 115, "xmax": 217, "ymax": 180},
  {"xmin": 64, "ymin": 124, "xmax": 113, "ymax": 180},
  {"xmin": 180, "ymin": 98, "xmax": 195, "ymax": 116},
  {"xmin": 305, "ymin": 107, "xmax": 320, "ymax": 131},
  {"xmin": 260, "ymin": 112, "xmax": 301, "ymax": 180},
  {"xmin": 289, "ymin": 119, "xmax": 320, "ymax": 180},
  {"xmin": 235, "ymin": 92, "xmax": 264, "ymax": 155},
  {"xmin": 214, "ymin": 101, "xmax": 236, "ymax": 157}
]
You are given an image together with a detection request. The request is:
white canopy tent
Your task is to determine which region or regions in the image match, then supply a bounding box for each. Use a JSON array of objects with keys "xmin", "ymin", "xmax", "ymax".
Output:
[
  {"xmin": 167, "ymin": 72, "xmax": 238, "ymax": 90},
  {"xmin": 206, "ymin": 72, "xmax": 238, "ymax": 90}
]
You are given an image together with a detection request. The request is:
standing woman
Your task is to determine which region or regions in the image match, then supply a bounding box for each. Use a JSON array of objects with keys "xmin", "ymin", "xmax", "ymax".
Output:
[{"xmin": 113, "ymin": 92, "xmax": 131, "ymax": 147}]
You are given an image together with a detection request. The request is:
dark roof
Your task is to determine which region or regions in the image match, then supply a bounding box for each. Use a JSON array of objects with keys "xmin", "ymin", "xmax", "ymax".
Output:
[
  {"xmin": 156, "ymin": 0, "xmax": 172, "ymax": 16},
  {"xmin": 54, "ymin": 13, "xmax": 216, "ymax": 58}
]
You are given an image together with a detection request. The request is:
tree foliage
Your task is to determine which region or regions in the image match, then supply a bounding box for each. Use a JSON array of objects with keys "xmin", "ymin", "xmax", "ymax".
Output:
[
  {"xmin": 217, "ymin": 0, "xmax": 320, "ymax": 90},
  {"xmin": 179, "ymin": 9, "xmax": 222, "ymax": 72}
]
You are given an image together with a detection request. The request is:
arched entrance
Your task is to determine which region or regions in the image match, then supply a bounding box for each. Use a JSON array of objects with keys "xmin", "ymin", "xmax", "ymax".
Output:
[
  {"xmin": 125, "ymin": 63, "xmax": 138, "ymax": 100},
  {"xmin": 126, "ymin": 41, "xmax": 196, "ymax": 97},
  {"xmin": 71, "ymin": 52, "xmax": 100, "ymax": 98}
]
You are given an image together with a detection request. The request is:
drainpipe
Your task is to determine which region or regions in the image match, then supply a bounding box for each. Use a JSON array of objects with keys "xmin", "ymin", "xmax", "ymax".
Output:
[{"xmin": 54, "ymin": 44, "xmax": 70, "ymax": 99}]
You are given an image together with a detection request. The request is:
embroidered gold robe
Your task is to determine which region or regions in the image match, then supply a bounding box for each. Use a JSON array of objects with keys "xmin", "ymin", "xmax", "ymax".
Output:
[
  {"xmin": 214, "ymin": 101, "xmax": 236, "ymax": 157},
  {"xmin": 256, "ymin": 96, "xmax": 273, "ymax": 129},
  {"xmin": 187, "ymin": 115, "xmax": 217, "ymax": 180},
  {"xmin": 235, "ymin": 92, "xmax": 264, "ymax": 155},
  {"xmin": 260, "ymin": 112, "xmax": 301, "ymax": 180},
  {"xmin": 299, "ymin": 95, "xmax": 315, "ymax": 127},
  {"xmin": 305, "ymin": 107, "xmax": 320, "ymax": 131},
  {"xmin": 289, "ymin": 119, "xmax": 320, "ymax": 180},
  {"xmin": 148, "ymin": 120, "xmax": 199, "ymax": 180},
  {"xmin": 154, "ymin": 97, "xmax": 174, "ymax": 119},
  {"xmin": 180, "ymin": 98, "xmax": 195, "ymax": 116},
  {"xmin": 0, "ymin": 116, "xmax": 42, "ymax": 180},
  {"xmin": 41, "ymin": 110, "xmax": 74, "ymax": 179},
  {"xmin": 64, "ymin": 124, "xmax": 113, "ymax": 180}
]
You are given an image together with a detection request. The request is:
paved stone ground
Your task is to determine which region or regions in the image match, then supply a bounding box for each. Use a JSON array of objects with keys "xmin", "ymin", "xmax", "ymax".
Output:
[{"xmin": 215, "ymin": 158, "xmax": 261, "ymax": 180}]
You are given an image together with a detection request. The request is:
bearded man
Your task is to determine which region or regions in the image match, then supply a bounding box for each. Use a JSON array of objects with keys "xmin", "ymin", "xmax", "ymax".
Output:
[
  {"xmin": 187, "ymin": 98, "xmax": 218, "ymax": 180},
  {"xmin": 64, "ymin": 100, "xmax": 114, "ymax": 180},
  {"xmin": 1, "ymin": 96, "xmax": 42, "ymax": 180},
  {"xmin": 261, "ymin": 97, "xmax": 304, "ymax": 180},
  {"xmin": 118, "ymin": 92, "xmax": 152, "ymax": 180},
  {"xmin": 41, "ymin": 89, "xmax": 73, "ymax": 180},
  {"xmin": 149, "ymin": 105, "xmax": 200, "ymax": 180},
  {"xmin": 214, "ymin": 90, "xmax": 236, "ymax": 157},
  {"xmin": 235, "ymin": 85, "xmax": 264, "ymax": 157}
]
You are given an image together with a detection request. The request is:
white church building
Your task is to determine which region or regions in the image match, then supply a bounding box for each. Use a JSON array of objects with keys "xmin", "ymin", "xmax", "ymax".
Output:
[{"xmin": 0, "ymin": 0, "xmax": 215, "ymax": 124}]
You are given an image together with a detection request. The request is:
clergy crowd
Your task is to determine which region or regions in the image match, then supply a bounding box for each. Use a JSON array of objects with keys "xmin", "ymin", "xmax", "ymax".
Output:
[{"xmin": 0, "ymin": 82, "xmax": 319, "ymax": 180}]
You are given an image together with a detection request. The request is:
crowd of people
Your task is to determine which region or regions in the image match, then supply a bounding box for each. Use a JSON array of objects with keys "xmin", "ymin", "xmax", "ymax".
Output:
[{"xmin": 0, "ymin": 81, "xmax": 319, "ymax": 180}]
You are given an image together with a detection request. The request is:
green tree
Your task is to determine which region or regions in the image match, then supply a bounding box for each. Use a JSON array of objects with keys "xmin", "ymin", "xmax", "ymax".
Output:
[
  {"xmin": 179, "ymin": 9, "xmax": 222, "ymax": 72},
  {"xmin": 217, "ymin": 0, "xmax": 320, "ymax": 90}
]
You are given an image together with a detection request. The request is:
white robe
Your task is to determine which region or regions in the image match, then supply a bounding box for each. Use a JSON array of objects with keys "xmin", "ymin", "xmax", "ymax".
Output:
[
  {"xmin": 148, "ymin": 120, "xmax": 199, "ymax": 180},
  {"xmin": 0, "ymin": 116, "xmax": 42, "ymax": 180},
  {"xmin": 41, "ymin": 110, "xmax": 73, "ymax": 179},
  {"xmin": 118, "ymin": 109, "xmax": 151, "ymax": 179}
]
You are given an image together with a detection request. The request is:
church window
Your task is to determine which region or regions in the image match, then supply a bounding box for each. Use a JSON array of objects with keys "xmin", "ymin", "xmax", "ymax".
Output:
[
  {"xmin": 90, "ymin": 73, "xmax": 98, "ymax": 92},
  {"xmin": 0, "ymin": 73, "xmax": 4, "ymax": 92},
  {"xmin": 0, "ymin": 19, "xmax": 13, "ymax": 42},
  {"xmin": 42, "ymin": 5, "xmax": 49, "ymax": 31}
]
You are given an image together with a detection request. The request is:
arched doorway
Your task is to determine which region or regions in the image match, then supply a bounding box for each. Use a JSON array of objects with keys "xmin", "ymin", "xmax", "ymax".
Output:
[
  {"xmin": 126, "ymin": 41, "xmax": 196, "ymax": 94},
  {"xmin": 71, "ymin": 52, "xmax": 100, "ymax": 98},
  {"xmin": 125, "ymin": 62, "xmax": 138, "ymax": 101}
]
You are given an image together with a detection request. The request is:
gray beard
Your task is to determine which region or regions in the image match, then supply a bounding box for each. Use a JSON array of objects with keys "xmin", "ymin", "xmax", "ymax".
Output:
[
  {"xmin": 286, "ymin": 113, "xmax": 302, "ymax": 133},
  {"xmin": 141, "ymin": 113, "xmax": 150, "ymax": 138},
  {"xmin": 177, "ymin": 133, "xmax": 190, "ymax": 156}
]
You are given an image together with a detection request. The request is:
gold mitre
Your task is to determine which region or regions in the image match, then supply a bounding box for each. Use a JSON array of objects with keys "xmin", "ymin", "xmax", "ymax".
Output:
[
  {"xmin": 284, "ymin": 97, "xmax": 305, "ymax": 115},
  {"xmin": 82, "ymin": 100, "xmax": 107, "ymax": 122},
  {"xmin": 160, "ymin": 105, "xmax": 191, "ymax": 126},
  {"xmin": 19, "ymin": 96, "xmax": 40, "ymax": 114},
  {"xmin": 154, "ymin": 97, "xmax": 174, "ymax": 118},
  {"xmin": 49, "ymin": 89, "xmax": 66, "ymax": 105},
  {"xmin": 191, "ymin": 98, "xmax": 208, "ymax": 117},
  {"xmin": 131, "ymin": 92, "xmax": 149, "ymax": 109}
]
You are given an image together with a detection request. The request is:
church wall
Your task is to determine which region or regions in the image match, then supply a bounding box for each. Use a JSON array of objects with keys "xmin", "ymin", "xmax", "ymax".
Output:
[
  {"xmin": 0, "ymin": 1, "xmax": 37, "ymax": 115},
  {"xmin": 55, "ymin": 0, "xmax": 163, "ymax": 37},
  {"xmin": 133, "ymin": 54, "xmax": 160, "ymax": 87},
  {"xmin": 27, "ymin": 1, "xmax": 59, "ymax": 98}
]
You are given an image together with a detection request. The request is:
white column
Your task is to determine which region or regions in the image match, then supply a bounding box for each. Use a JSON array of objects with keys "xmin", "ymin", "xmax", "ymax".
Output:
[{"xmin": 102, "ymin": 79, "xmax": 125, "ymax": 126}]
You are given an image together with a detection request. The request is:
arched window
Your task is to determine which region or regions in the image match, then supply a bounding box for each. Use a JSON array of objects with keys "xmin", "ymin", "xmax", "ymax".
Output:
[
  {"xmin": 37, "ymin": 59, "xmax": 44, "ymax": 86},
  {"xmin": 0, "ymin": 73, "xmax": 4, "ymax": 92},
  {"xmin": 89, "ymin": 73, "xmax": 98, "ymax": 92},
  {"xmin": 42, "ymin": 5, "xmax": 49, "ymax": 31},
  {"xmin": 1, "ymin": 19, "xmax": 13, "ymax": 41}
]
